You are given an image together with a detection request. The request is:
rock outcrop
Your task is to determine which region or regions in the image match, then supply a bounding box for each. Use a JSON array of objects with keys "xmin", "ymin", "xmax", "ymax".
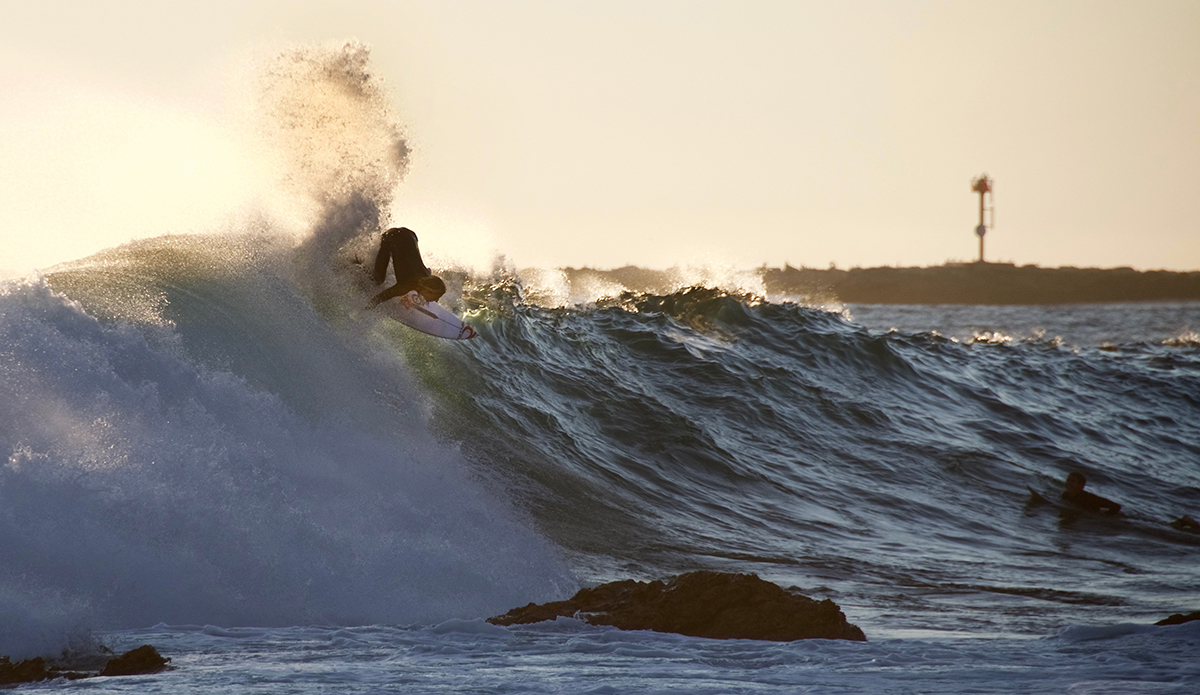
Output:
[
  {"xmin": 0, "ymin": 657, "xmax": 52, "ymax": 685},
  {"xmin": 0, "ymin": 645, "xmax": 169, "ymax": 685},
  {"xmin": 488, "ymin": 570, "xmax": 866, "ymax": 642},
  {"xmin": 761, "ymin": 263, "xmax": 1200, "ymax": 305},
  {"xmin": 99, "ymin": 645, "xmax": 170, "ymax": 677},
  {"xmin": 1156, "ymin": 610, "xmax": 1200, "ymax": 626},
  {"xmin": 559, "ymin": 263, "xmax": 1200, "ymax": 306}
]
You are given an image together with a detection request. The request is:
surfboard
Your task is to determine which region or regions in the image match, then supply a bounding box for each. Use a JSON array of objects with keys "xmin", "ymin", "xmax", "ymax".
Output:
[{"xmin": 379, "ymin": 291, "xmax": 477, "ymax": 340}]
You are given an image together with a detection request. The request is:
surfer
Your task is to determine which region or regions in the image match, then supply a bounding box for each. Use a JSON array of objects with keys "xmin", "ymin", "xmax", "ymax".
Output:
[
  {"xmin": 368, "ymin": 227, "xmax": 446, "ymax": 307},
  {"xmin": 1061, "ymin": 471, "xmax": 1121, "ymax": 516},
  {"xmin": 1170, "ymin": 515, "xmax": 1200, "ymax": 533},
  {"xmin": 1050, "ymin": 472, "xmax": 1200, "ymax": 535}
]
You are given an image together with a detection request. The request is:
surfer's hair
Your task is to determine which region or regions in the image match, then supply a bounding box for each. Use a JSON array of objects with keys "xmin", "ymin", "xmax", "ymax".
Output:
[{"xmin": 418, "ymin": 275, "xmax": 446, "ymax": 300}]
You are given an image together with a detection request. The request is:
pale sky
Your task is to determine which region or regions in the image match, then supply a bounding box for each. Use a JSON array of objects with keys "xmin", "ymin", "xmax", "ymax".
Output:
[{"xmin": 2, "ymin": 0, "xmax": 1198, "ymax": 273}]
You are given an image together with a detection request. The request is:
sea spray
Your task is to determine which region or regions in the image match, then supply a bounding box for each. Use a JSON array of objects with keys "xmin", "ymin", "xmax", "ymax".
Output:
[
  {"xmin": 0, "ymin": 41, "xmax": 574, "ymax": 657},
  {"xmin": 248, "ymin": 41, "xmax": 412, "ymax": 305},
  {"xmin": 0, "ymin": 256, "xmax": 573, "ymax": 656}
]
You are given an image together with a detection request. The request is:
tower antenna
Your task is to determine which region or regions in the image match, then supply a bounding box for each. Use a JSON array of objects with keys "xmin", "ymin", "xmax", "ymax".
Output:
[{"xmin": 970, "ymin": 174, "xmax": 993, "ymax": 263}]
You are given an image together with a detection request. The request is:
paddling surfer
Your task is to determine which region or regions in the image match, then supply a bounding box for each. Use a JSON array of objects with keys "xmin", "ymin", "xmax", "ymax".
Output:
[
  {"xmin": 1061, "ymin": 471, "xmax": 1121, "ymax": 516},
  {"xmin": 368, "ymin": 227, "xmax": 446, "ymax": 307},
  {"xmin": 1053, "ymin": 471, "xmax": 1200, "ymax": 534}
]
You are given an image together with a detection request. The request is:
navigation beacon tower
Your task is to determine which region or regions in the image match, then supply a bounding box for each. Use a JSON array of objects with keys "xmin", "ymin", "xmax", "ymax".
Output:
[{"xmin": 970, "ymin": 174, "xmax": 993, "ymax": 263}]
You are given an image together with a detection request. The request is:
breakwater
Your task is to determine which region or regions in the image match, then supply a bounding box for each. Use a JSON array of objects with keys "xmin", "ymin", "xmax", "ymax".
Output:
[{"xmin": 559, "ymin": 263, "xmax": 1200, "ymax": 305}]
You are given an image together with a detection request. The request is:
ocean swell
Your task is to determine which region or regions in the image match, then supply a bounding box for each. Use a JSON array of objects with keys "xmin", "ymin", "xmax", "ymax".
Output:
[{"xmin": 407, "ymin": 279, "xmax": 1200, "ymax": 635}]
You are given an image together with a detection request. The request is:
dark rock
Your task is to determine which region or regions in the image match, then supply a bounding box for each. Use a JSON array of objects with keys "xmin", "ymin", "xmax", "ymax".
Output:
[
  {"xmin": 0, "ymin": 655, "xmax": 98, "ymax": 684},
  {"xmin": 100, "ymin": 645, "xmax": 170, "ymax": 677},
  {"xmin": 0, "ymin": 656, "xmax": 49, "ymax": 685},
  {"xmin": 488, "ymin": 570, "xmax": 866, "ymax": 642},
  {"xmin": 1156, "ymin": 610, "xmax": 1200, "ymax": 626},
  {"xmin": 0, "ymin": 644, "xmax": 169, "ymax": 685}
]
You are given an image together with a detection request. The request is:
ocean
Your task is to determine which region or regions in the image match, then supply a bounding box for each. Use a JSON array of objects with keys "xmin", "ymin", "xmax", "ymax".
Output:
[
  {"xmin": 1, "ymin": 234, "xmax": 1198, "ymax": 692},
  {"xmin": 2, "ymin": 43, "xmax": 1198, "ymax": 692}
]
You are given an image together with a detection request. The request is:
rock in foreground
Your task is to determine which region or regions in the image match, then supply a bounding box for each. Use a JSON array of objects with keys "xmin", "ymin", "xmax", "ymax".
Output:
[
  {"xmin": 0, "ymin": 645, "xmax": 169, "ymax": 685},
  {"xmin": 99, "ymin": 645, "xmax": 170, "ymax": 677},
  {"xmin": 1156, "ymin": 610, "xmax": 1200, "ymax": 626},
  {"xmin": 488, "ymin": 570, "xmax": 866, "ymax": 642}
]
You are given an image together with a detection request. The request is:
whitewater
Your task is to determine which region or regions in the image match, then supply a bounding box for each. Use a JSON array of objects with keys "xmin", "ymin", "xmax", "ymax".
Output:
[{"xmin": 2, "ymin": 43, "xmax": 1199, "ymax": 692}]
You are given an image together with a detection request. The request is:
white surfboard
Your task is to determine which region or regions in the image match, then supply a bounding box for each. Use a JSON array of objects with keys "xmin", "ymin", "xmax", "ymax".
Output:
[{"xmin": 380, "ymin": 290, "xmax": 477, "ymax": 340}]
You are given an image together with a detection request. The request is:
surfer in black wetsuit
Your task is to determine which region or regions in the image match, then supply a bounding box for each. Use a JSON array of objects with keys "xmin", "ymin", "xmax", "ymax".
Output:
[
  {"xmin": 1061, "ymin": 471, "xmax": 1121, "ymax": 515},
  {"xmin": 368, "ymin": 227, "xmax": 446, "ymax": 307},
  {"xmin": 1054, "ymin": 471, "xmax": 1200, "ymax": 533}
]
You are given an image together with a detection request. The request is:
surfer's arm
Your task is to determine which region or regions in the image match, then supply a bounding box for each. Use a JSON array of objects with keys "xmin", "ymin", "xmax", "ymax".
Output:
[
  {"xmin": 369, "ymin": 279, "xmax": 421, "ymax": 307},
  {"xmin": 397, "ymin": 290, "xmax": 427, "ymax": 309}
]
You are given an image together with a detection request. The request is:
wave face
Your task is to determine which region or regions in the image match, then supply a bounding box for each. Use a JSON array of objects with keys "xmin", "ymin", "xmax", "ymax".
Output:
[
  {"xmin": 409, "ymin": 281, "xmax": 1200, "ymax": 636},
  {"xmin": 0, "ymin": 239, "xmax": 572, "ymax": 658}
]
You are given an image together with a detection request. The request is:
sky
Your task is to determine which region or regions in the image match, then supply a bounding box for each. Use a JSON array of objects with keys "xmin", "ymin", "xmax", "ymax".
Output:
[{"xmin": 2, "ymin": 0, "xmax": 1198, "ymax": 273}]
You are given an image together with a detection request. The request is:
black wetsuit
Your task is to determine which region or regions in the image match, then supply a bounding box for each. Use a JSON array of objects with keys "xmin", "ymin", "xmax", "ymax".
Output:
[
  {"xmin": 371, "ymin": 227, "xmax": 431, "ymax": 305},
  {"xmin": 1062, "ymin": 488, "xmax": 1121, "ymax": 515}
]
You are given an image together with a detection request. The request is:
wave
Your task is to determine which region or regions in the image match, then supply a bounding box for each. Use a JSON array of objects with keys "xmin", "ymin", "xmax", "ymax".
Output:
[
  {"xmin": 4, "ymin": 233, "xmax": 1200, "ymax": 656},
  {"xmin": 409, "ymin": 276, "xmax": 1200, "ymax": 634},
  {"xmin": 0, "ymin": 240, "xmax": 572, "ymax": 658}
]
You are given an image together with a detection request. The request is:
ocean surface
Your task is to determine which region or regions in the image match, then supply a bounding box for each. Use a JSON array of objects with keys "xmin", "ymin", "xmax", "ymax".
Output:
[
  {"xmin": 2, "ymin": 43, "xmax": 1198, "ymax": 693},
  {"xmin": 1, "ymin": 235, "xmax": 1198, "ymax": 692}
]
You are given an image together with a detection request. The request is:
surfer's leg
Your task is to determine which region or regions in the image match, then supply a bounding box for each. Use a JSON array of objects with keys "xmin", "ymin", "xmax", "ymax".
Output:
[
  {"xmin": 372, "ymin": 245, "xmax": 391, "ymax": 285},
  {"xmin": 372, "ymin": 229, "xmax": 402, "ymax": 284}
]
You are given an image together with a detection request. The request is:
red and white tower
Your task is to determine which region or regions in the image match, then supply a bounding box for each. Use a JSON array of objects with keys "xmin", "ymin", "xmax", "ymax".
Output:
[{"xmin": 970, "ymin": 174, "xmax": 993, "ymax": 263}]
